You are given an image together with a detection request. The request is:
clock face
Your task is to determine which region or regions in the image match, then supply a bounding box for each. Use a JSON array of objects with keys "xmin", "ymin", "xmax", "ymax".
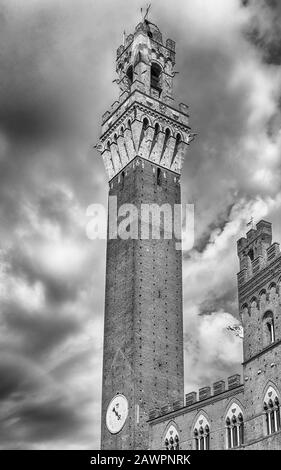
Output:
[{"xmin": 106, "ymin": 394, "xmax": 128, "ymax": 434}]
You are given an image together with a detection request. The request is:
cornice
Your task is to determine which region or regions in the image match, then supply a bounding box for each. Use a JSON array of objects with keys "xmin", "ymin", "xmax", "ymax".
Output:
[{"xmin": 100, "ymin": 99, "xmax": 190, "ymax": 142}]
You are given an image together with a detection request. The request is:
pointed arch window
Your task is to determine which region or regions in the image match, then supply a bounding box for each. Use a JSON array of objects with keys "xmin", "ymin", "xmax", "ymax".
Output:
[
  {"xmin": 193, "ymin": 415, "xmax": 210, "ymax": 450},
  {"xmin": 264, "ymin": 386, "xmax": 281, "ymax": 435},
  {"xmin": 164, "ymin": 424, "xmax": 180, "ymax": 450},
  {"xmin": 225, "ymin": 403, "xmax": 244, "ymax": 448}
]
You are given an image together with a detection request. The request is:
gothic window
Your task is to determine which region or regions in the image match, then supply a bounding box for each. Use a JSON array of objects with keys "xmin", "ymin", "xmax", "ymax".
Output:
[
  {"xmin": 193, "ymin": 415, "xmax": 210, "ymax": 450},
  {"xmin": 225, "ymin": 403, "xmax": 244, "ymax": 448},
  {"xmin": 262, "ymin": 311, "xmax": 275, "ymax": 347},
  {"xmin": 164, "ymin": 424, "xmax": 180, "ymax": 450},
  {"xmin": 264, "ymin": 386, "xmax": 281, "ymax": 435},
  {"xmin": 150, "ymin": 63, "xmax": 162, "ymax": 92}
]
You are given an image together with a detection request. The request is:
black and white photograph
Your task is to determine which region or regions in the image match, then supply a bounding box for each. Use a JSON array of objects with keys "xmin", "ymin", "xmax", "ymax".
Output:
[{"xmin": 0, "ymin": 0, "xmax": 281, "ymax": 459}]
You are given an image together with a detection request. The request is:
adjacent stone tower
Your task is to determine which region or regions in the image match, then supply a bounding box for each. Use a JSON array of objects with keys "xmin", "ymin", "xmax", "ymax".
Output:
[
  {"xmin": 97, "ymin": 18, "xmax": 192, "ymax": 450},
  {"xmin": 237, "ymin": 220, "xmax": 281, "ymax": 448}
]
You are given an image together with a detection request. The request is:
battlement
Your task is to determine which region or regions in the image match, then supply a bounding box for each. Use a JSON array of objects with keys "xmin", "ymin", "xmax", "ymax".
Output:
[
  {"xmin": 237, "ymin": 220, "xmax": 280, "ymax": 287},
  {"xmin": 116, "ymin": 21, "xmax": 176, "ymax": 62},
  {"xmin": 148, "ymin": 374, "xmax": 242, "ymax": 420},
  {"xmin": 237, "ymin": 220, "xmax": 272, "ymax": 254}
]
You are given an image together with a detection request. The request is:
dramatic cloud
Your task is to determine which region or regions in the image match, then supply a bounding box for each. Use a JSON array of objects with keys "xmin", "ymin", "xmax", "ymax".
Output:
[{"xmin": 0, "ymin": 0, "xmax": 281, "ymax": 449}]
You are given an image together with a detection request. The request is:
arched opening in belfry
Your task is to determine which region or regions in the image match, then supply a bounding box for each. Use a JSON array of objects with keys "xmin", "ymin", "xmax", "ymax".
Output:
[
  {"xmin": 248, "ymin": 248, "xmax": 254, "ymax": 261},
  {"xmin": 126, "ymin": 65, "xmax": 133, "ymax": 86},
  {"xmin": 150, "ymin": 62, "xmax": 162, "ymax": 92}
]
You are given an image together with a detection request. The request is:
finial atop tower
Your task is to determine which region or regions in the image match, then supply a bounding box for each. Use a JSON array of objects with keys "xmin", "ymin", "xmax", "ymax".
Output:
[{"xmin": 141, "ymin": 3, "xmax": 151, "ymax": 22}]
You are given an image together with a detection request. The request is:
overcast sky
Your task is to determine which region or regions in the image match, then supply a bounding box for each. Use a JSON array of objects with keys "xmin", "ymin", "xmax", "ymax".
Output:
[{"xmin": 1, "ymin": 0, "xmax": 281, "ymax": 449}]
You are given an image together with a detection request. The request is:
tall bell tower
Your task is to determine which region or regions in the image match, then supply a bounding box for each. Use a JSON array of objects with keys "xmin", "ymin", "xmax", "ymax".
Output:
[{"xmin": 97, "ymin": 16, "xmax": 192, "ymax": 450}]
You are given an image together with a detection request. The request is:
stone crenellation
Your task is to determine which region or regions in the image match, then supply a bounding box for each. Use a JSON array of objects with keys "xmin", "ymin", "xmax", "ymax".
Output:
[
  {"xmin": 237, "ymin": 220, "xmax": 280, "ymax": 287},
  {"xmin": 148, "ymin": 374, "xmax": 242, "ymax": 420}
]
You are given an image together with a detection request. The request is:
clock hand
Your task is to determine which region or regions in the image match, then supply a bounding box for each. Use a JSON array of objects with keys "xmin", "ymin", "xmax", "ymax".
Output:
[{"xmin": 112, "ymin": 407, "xmax": 122, "ymax": 420}]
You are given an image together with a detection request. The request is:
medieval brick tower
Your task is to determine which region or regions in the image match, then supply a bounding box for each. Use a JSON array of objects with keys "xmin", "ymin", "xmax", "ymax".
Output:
[
  {"xmin": 97, "ymin": 18, "xmax": 192, "ymax": 450},
  {"xmin": 237, "ymin": 221, "xmax": 281, "ymax": 448}
]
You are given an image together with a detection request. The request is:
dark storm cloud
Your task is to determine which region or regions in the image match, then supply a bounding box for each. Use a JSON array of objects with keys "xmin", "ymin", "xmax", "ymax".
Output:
[
  {"xmin": 199, "ymin": 290, "xmax": 238, "ymax": 318},
  {"xmin": 11, "ymin": 399, "xmax": 83, "ymax": 442},
  {"xmin": 243, "ymin": 0, "xmax": 281, "ymax": 65},
  {"xmin": 0, "ymin": 355, "xmax": 86, "ymax": 448},
  {"xmin": 0, "ymin": 0, "xmax": 110, "ymax": 242},
  {"xmin": 0, "ymin": 361, "xmax": 30, "ymax": 400},
  {"xmin": 7, "ymin": 245, "xmax": 81, "ymax": 305},
  {"xmin": 38, "ymin": 190, "xmax": 74, "ymax": 231},
  {"xmin": 2, "ymin": 302, "xmax": 80, "ymax": 358},
  {"xmin": 0, "ymin": 6, "xmax": 68, "ymax": 143},
  {"xmin": 0, "ymin": 0, "xmax": 103, "ymax": 145},
  {"xmin": 0, "ymin": 0, "xmax": 109, "ymax": 450}
]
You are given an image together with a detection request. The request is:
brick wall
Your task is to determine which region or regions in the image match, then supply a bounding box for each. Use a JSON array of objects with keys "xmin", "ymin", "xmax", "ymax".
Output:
[{"xmin": 101, "ymin": 156, "xmax": 184, "ymax": 449}]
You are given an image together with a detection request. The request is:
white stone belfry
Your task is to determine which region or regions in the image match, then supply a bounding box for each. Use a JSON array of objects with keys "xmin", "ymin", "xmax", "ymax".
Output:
[{"xmin": 96, "ymin": 19, "xmax": 193, "ymax": 180}]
